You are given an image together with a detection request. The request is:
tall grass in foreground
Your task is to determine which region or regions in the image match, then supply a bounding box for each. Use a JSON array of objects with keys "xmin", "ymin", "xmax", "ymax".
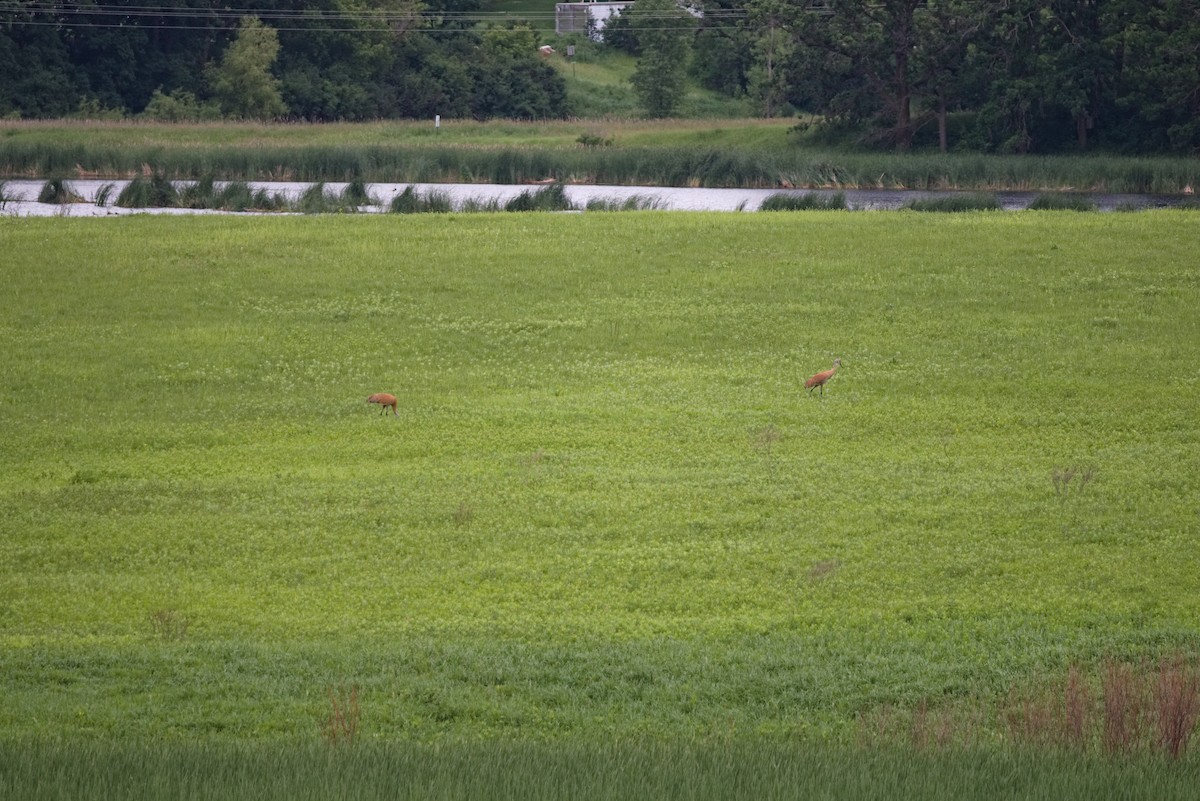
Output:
[{"xmin": 1, "ymin": 739, "xmax": 1196, "ymax": 801}]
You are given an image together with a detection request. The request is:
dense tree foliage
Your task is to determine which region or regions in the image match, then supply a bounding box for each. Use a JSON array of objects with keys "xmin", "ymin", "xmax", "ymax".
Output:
[
  {"xmin": 627, "ymin": 0, "xmax": 696, "ymax": 117},
  {"xmin": 1, "ymin": 0, "xmax": 1197, "ymax": 153},
  {"xmin": 0, "ymin": 0, "xmax": 567, "ymax": 121}
]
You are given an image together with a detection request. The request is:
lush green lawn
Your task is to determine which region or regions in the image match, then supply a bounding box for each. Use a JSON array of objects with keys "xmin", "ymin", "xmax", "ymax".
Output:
[{"xmin": 1, "ymin": 211, "xmax": 1198, "ymax": 794}]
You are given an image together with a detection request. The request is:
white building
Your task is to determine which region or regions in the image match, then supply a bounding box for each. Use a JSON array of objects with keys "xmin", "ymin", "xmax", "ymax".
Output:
[{"xmin": 555, "ymin": 1, "xmax": 633, "ymax": 42}]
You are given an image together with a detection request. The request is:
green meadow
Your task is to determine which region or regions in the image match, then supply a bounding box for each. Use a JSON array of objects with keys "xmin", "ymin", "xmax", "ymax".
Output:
[{"xmin": 1, "ymin": 211, "xmax": 1198, "ymax": 796}]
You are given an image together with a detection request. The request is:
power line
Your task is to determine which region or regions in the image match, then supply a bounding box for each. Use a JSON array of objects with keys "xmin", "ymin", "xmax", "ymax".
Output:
[{"xmin": 1, "ymin": 1, "xmax": 750, "ymax": 34}]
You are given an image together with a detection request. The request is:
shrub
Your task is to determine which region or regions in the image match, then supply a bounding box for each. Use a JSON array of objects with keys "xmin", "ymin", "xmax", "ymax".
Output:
[{"xmin": 141, "ymin": 88, "xmax": 220, "ymax": 122}]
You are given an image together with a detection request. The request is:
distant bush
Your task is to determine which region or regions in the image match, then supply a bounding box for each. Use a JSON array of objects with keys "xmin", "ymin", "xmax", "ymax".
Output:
[
  {"xmin": 141, "ymin": 88, "xmax": 220, "ymax": 122},
  {"xmin": 576, "ymin": 133, "xmax": 613, "ymax": 148},
  {"xmin": 760, "ymin": 192, "xmax": 847, "ymax": 211}
]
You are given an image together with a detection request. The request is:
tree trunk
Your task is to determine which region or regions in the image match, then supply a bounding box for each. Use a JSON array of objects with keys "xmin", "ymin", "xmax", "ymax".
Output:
[{"xmin": 938, "ymin": 89, "xmax": 948, "ymax": 153}]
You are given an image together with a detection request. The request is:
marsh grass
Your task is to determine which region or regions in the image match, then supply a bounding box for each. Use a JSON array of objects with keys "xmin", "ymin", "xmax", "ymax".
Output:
[
  {"xmin": 116, "ymin": 172, "xmax": 178, "ymax": 207},
  {"xmin": 94, "ymin": 182, "xmax": 116, "ymax": 206},
  {"xmin": 3, "ymin": 121, "xmax": 1199, "ymax": 191},
  {"xmin": 297, "ymin": 182, "xmax": 367, "ymax": 214},
  {"xmin": 584, "ymin": 194, "xmax": 666, "ymax": 211},
  {"xmin": 902, "ymin": 192, "xmax": 1002, "ymax": 212},
  {"xmin": 37, "ymin": 177, "xmax": 83, "ymax": 204},
  {"xmin": 760, "ymin": 191, "xmax": 848, "ymax": 210},
  {"xmin": 1028, "ymin": 193, "xmax": 1099, "ymax": 211},
  {"xmin": 388, "ymin": 185, "xmax": 454, "ymax": 213},
  {"xmin": 503, "ymin": 182, "xmax": 574, "ymax": 211}
]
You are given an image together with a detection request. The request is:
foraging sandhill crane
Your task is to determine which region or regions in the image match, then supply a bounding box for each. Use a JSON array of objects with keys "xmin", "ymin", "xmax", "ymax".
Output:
[
  {"xmin": 367, "ymin": 392, "xmax": 398, "ymax": 416},
  {"xmin": 805, "ymin": 358, "xmax": 841, "ymax": 397}
]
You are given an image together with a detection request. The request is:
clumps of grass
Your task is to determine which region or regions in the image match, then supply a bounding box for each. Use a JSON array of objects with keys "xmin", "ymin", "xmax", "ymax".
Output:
[
  {"xmin": 753, "ymin": 424, "xmax": 781, "ymax": 456},
  {"xmin": 1052, "ymin": 465, "xmax": 1095, "ymax": 500},
  {"xmin": 389, "ymin": 185, "xmax": 454, "ymax": 214},
  {"xmin": 902, "ymin": 192, "xmax": 1001, "ymax": 212},
  {"xmin": 342, "ymin": 178, "xmax": 374, "ymax": 207},
  {"xmin": 298, "ymin": 182, "xmax": 372, "ymax": 214},
  {"xmin": 179, "ymin": 176, "xmax": 288, "ymax": 211},
  {"xmin": 808, "ymin": 558, "xmax": 840, "ymax": 583},
  {"xmin": 94, "ymin": 183, "xmax": 116, "ymax": 207},
  {"xmin": 504, "ymin": 182, "xmax": 575, "ymax": 212},
  {"xmin": 452, "ymin": 502, "xmax": 474, "ymax": 527},
  {"xmin": 148, "ymin": 608, "xmax": 189, "ymax": 641},
  {"xmin": 321, "ymin": 684, "xmax": 361, "ymax": 745},
  {"xmin": 585, "ymin": 195, "xmax": 665, "ymax": 211},
  {"xmin": 0, "ymin": 180, "xmax": 11, "ymax": 208},
  {"xmin": 459, "ymin": 196, "xmax": 505, "ymax": 213},
  {"xmin": 38, "ymin": 177, "xmax": 84, "ymax": 204},
  {"xmin": 1027, "ymin": 193, "xmax": 1098, "ymax": 211},
  {"xmin": 117, "ymin": 172, "xmax": 179, "ymax": 207},
  {"xmin": 759, "ymin": 192, "xmax": 847, "ymax": 211}
]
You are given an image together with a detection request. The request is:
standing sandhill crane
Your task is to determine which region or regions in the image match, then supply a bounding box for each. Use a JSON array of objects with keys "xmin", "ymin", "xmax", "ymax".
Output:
[
  {"xmin": 367, "ymin": 392, "xmax": 398, "ymax": 416},
  {"xmin": 805, "ymin": 358, "xmax": 841, "ymax": 397}
]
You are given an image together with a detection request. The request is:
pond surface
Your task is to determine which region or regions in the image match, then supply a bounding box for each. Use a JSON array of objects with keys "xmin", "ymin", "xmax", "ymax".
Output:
[{"xmin": 1, "ymin": 179, "xmax": 1191, "ymax": 216}]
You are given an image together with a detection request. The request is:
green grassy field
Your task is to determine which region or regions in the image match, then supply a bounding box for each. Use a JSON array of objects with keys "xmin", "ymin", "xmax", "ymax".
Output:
[{"xmin": 1, "ymin": 211, "xmax": 1198, "ymax": 796}]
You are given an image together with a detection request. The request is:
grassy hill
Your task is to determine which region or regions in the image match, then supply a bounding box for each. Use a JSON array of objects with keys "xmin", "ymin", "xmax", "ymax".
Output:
[{"xmin": 483, "ymin": 0, "xmax": 752, "ymax": 117}]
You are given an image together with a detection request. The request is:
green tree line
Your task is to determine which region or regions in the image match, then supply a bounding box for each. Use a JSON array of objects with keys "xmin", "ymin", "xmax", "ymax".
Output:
[
  {"xmin": 0, "ymin": 0, "xmax": 566, "ymax": 121},
  {"xmin": 2, "ymin": 0, "xmax": 1198, "ymax": 154},
  {"xmin": 616, "ymin": 0, "xmax": 1199, "ymax": 153}
]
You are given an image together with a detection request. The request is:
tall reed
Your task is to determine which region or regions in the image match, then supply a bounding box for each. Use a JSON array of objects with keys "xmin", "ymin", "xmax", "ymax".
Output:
[{"xmin": 4, "ymin": 136, "xmax": 1197, "ymax": 192}]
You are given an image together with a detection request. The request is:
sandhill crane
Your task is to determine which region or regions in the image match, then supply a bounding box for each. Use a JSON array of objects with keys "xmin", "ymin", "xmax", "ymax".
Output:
[
  {"xmin": 805, "ymin": 358, "xmax": 841, "ymax": 397},
  {"xmin": 367, "ymin": 392, "xmax": 398, "ymax": 416}
]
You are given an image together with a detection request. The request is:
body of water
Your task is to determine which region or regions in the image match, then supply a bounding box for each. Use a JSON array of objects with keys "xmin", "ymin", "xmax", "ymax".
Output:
[{"xmin": 1, "ymin": 179, "xmax": 1190, "ymax": 217}]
